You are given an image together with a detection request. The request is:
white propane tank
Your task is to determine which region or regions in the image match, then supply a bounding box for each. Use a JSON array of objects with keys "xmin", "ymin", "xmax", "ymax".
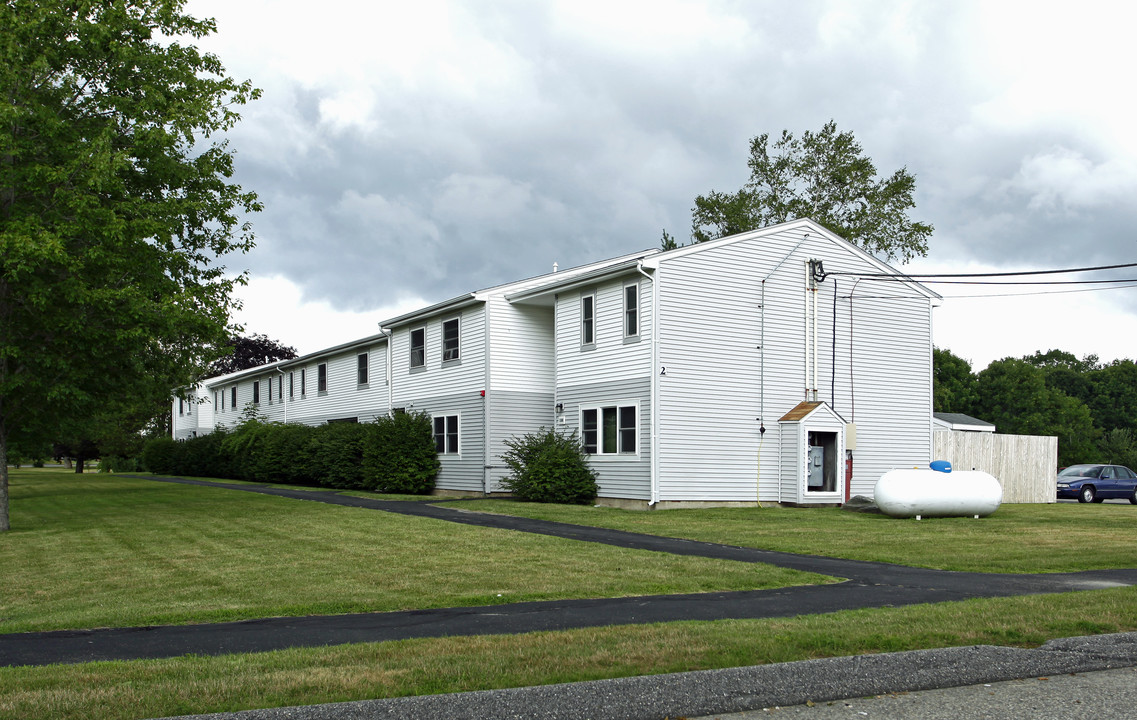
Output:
[{"xmin": 874, "ymin": 465, "xmax": 1002, "ymax": 519}]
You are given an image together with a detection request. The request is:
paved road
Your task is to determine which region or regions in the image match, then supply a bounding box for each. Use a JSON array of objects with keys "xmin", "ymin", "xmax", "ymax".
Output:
[{"xmin": 156, "ymin": 632, "xmax": 1137, "ymax": 720}]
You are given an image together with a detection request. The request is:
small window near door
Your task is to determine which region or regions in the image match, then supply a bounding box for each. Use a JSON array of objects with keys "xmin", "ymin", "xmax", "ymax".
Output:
[{"xmin": 580, "ymin": 404, "xmax": 637, "ymax": 454}]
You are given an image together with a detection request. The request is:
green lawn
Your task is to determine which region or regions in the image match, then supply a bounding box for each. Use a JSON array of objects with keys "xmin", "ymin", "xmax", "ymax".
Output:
[
  {"xmin": 0, "ymin": 471, "xmax": 826, "ymax": 633},
  {"xmin": 441, "ymin": 498, "xmax": 1137, "ymax": 573},
  {"xmin": 2, "ymin": 470, "xmax": 1136, "ymax": 720}
]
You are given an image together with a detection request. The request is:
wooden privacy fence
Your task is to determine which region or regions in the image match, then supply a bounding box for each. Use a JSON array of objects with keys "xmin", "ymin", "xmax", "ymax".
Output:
[{"xmin": 932, "ymin": 431, "xmax": 1057, "ymax": 503}]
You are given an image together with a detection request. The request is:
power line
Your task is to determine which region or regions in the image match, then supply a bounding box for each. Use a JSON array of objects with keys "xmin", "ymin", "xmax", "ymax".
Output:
[{"xmin": 823, "ymin": 261, "xmax": 1137, "ymax": 280}]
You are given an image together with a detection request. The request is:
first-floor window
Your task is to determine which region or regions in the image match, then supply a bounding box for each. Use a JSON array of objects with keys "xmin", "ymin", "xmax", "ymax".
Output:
[
  {"xmin": 433, "ymin": 414, "xmax": 459, "ymax": 454},
  {"xmin": 318, "ymin": 363, "xmax": 328, "ymax": 392},
  {"xmin": 581, "ymin": 405, "xmax": 637, "ymax": 454},
  {"xmin": 230, "ymin": 386, "xmax": 237, "ymax": 409},
  {"xmin": 300, "ymin": 368, "xmax": 306, "ymax": 396},
  {"xmin": 252, "ymin": 381, "xmax": 260, "ymax": 404},
  {"xmin": 289, "ymin": 372, "xmax": 295, "ymax": 399},
  {"xmin": 178, "ymin": 399, "xmax": 184, "ymax": 416}
]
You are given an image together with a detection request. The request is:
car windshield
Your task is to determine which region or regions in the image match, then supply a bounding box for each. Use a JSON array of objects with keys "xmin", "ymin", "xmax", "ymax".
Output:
[{"xmin": 1058, "ymin": 465, "xmax": 1101, "ymax": 478}]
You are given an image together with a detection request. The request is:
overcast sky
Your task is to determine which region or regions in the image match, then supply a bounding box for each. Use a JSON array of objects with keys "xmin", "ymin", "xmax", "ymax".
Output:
[{"xmin": 187, "ymin": 0, "xmax": 1137, "ymax": 370}]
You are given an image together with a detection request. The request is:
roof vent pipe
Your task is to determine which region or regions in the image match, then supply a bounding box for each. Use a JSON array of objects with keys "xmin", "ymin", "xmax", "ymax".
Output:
[{"xmin": 552, "ymin": 262, "xmax": 558, "ymax": 273}]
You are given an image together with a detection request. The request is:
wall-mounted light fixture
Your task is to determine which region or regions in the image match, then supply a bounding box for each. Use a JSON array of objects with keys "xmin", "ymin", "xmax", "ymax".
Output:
[{"xmin": 555, "ymin": 403, "xmax": 564, "ymax": 413}]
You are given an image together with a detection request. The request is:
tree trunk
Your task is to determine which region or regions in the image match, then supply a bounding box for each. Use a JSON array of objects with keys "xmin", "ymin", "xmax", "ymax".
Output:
[
  {"xmin": 75, "ymin": 457, "xmax": 84, "ymax": 473},
  {"xmin": 0, "ymin": 429, "xmax": 10, "ymax": 532}
]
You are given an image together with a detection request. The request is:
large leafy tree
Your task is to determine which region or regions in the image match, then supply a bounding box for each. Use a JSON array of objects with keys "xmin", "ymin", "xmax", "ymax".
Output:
[
  {"xmin": 932, "ymin": 347, "xmax": 977, "ymax": 414},
  {"xmin": 0, "ymin": 1, "xmax": 260, "ymax": 530},
  {"xmin": 690, "ymin": 120, "xmax": 933, "ymax": 261},
  {"xmin": 208, "ymin": 334, "xmax": 298, "ymax": 376},
  {"xmin": 970, "ymin": 358, "xmax": 1097, "ymax": 467}
]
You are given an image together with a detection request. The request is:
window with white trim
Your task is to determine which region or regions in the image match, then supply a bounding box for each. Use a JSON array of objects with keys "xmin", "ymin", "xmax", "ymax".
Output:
[
  {"xmin": 300, "ymin": 368, "xmax": 306, "ymax": 396},
  {"xmin": 581, "ymin": 293, "xmax": 595, "ymax": 346},
  {"xmin": 278, "ymin": 375, "xmax": 283, "ymax": 400},
  {"xmin": 410, "ymin": 327, "xmax": 426, "ymax": 368},
  {"xmin": 442, "ymin": 318, "xmax": 460, "ymax": 362},
  {"xmin": 230, "ymin": 386, "xmax": 237, "ymax": 409},
  {"xmin": 289, "ymin": 372, "xmax": 294, "ymax": 399},
  {"xmin": 266, "ymin": 377, "xmax": 272, "ymax": 404},
  {"xmin": 357, "ymin": 353, "xmax": 369, "ymax": 385},
  {"xmin": 252, "ymin": 381, "xmax": 260, "ymax": 404},
  {"xmin": 624, "ymin": 283, "xmax": 639, "ymax": 337},
  {"xmin": 317, "ymin": 363, "xmax": 328, "ymax": 393},
  {"xmin": 580, "ymin": 405, "xmax": 637, "ymax": 455},
  {"xmin": 433, "ymin": 414, "xmax": 459, "ymax": 454}
]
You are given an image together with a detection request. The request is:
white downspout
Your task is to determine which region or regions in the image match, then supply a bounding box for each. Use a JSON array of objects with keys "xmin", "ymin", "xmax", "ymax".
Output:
[
  {"xmin": 637, "ymin": 261, "xmax": 658, "ymax": 506},
  {"xmin": 276, "ymin": 369, "xmax": 288, "ymax": 423},
  {"xmin": 380, "ymin": 325, "xmax": 393, "ymax": 416},
  {"xmin": 483, "ymin": 300, "xmax": 492, "ymax": 495}
]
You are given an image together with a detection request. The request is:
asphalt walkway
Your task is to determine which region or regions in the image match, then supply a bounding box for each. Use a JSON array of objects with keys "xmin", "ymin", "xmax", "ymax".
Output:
[{"xmin": 3, "ymin": 475, "xmax": 1136, "ymax": 667}]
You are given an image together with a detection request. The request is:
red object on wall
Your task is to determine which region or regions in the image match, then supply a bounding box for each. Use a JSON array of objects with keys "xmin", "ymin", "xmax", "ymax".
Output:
[{"xmin": 845, "ymin": 451, "xmax": 853, "ymax": 503}]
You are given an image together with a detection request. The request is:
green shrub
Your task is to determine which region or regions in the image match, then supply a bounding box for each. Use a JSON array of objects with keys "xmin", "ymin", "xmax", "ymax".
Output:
[
  {"xmin": 254, "ymin": 423, "xmax": 318, "ymax": 486},
  {"xmin": 500, "ymin": 428, "xmax": 598, "ymax": 504},
  {"xmin": 140, "ymin": 437, "xmax": 181, "ymax": 474},
  {"xmin": 307, "ymin": 422, "xmax": 370, "ymax": 489},
  {"xmin": 98, "ymin": 456, "xmax": 139, "ymax": 473},
  {"xmin": 362, "ymin": 411, "xmax": 440, "ymax": 494}
]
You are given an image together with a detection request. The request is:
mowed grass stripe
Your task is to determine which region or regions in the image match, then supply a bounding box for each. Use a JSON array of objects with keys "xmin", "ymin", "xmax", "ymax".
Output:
[
  {"xmin": 1, "ymin": 587, "xmax": 1135, "ymax": 720},
  {"xmin": 446, "ymin": 499, "xmax": 1137, "ymax": 573},
  {"xmin": 0, "ymin": 472, "xmax": 829, "ymax": 633}
]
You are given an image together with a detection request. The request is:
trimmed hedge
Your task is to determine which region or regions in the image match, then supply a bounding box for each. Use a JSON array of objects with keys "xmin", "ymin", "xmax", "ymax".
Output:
[
  {"xmin": 139, "ymin": 413, "xmax": 439, "ymax": 494},
  {"xmin": 500, "ymin": 428, "xmax": 598, "ymax": 504}
]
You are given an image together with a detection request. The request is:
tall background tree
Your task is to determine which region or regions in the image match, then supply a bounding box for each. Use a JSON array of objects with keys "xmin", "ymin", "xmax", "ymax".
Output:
[
  {"xmin": 684, "ymin": 120, "xmax": 933, "ymax": 261},
  {"xmin": 931, "ymin": 348, "xmax": 1137, "ymax": 468},
  {"xmin": 208, "ymin": 334, "xmax": 298, "ymax": 376},
  {"xmin": 0, "ymin": 1, "xmax": 260, "ymax": 530}
]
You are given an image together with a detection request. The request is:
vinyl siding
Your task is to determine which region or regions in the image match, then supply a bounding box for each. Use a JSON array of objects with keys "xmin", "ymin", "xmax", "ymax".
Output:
[
  {"xmin": 392, "ymin": 305, "xmax": 486, "ymax": 400},
  {"xmin": 485, "ymin": 389, "xmax": 555, "ymax": 492},
  {"xmin": 557, "ymin": 275, "xmax": 652, "ymax": 388},
  {"xmin": 487, "ymin": 296, "xmax": 554, "ymax": 393},
  {"xmin": 557, "ymin": 377, "xmax": 651, "ymax": 500},
  {"xmin": 655, "ymin": 224, "xmax": 933, "ymax": 501},
  {"xmin": 204, "ymin": 343, "xmax": 389, "ymax": 430},
  {"xmin": 412, "ymin": 391, "xmax": 487, "ymax": 493}
]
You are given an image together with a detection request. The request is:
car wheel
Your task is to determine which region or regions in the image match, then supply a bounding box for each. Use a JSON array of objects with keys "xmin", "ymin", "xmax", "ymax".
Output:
[
  {"xmin": 1130, "ymin": 488, "xmax": 1137, "ymax": 506},
  {"xmin": 1080, "ymin": 485, "xmax": 1096, "ymax": 503}
]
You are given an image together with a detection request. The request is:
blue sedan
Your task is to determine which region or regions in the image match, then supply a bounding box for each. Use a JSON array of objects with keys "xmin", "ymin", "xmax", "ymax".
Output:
[{"xmin": 1056, "ymin": 464, "xmax": 1137, "ymax": 504}]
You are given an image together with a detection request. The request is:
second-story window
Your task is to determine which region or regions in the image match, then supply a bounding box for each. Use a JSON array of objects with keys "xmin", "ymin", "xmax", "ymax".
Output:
[
  {"xmin": 442, "ymin": 318, "xmax": 460, "ymax": 362},
  {"xmin": 357, "ymin": 353, "xmax": 369, "ymax": 385},
  {"xmin": 624, "ymin": 283, "xmax": 639, "ymax": 337},
  {"xmin": 410, "ymin": 327, "xmax": 426, "ymax": 368},
  {"xmin": 581, "ymin": 293, "xmax": 595, "ymax": 346}
]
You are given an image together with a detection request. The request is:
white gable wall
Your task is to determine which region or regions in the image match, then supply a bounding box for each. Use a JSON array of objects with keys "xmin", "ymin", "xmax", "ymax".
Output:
[{"xmin": 653, "ymin": 222, "xmax": 933, "ymax": 502}]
